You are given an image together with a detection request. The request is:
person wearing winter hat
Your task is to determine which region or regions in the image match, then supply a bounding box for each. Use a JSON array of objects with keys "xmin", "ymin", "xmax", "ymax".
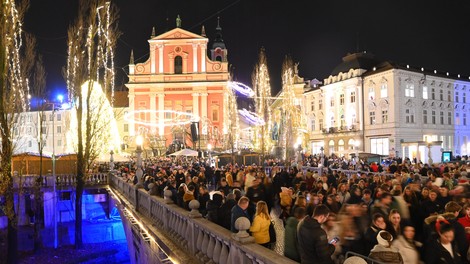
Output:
[{"xmin": 369, "ymin": 230, "xmax": 404, "ymax": 264}]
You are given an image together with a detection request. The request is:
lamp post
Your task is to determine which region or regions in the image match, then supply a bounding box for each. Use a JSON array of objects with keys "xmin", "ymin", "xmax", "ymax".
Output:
[
  {"xmin": 135, "ymin": 135, "xmax": 143, "ymax": 179},
  {"xmin": 109, "ymin": 148, "xmax": 114, "ymax": 171},
  {"xmin": 355, "ymin": 140, "xmax": 360, "ymax": 170},
  {"xmin": 427, "ymin": 138, "xmax": 433, "ymax": 165},
  {"xmin": 320, "ymin": 146, "xmax": 324, "ymax": 176},
  {"xmin": 207, "ymin": 143, "xmax": 212, "ymax": 166}
]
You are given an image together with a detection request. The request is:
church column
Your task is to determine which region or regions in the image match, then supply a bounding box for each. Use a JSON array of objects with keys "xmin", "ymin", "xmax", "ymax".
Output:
[
  {"xmin": 150, "ymin": 44, "xmax": 156, "ymax": 74},
  {"xmin": 200, "ymin": 44, "xmax": 206, "ymax": 73},
  {"xmin": 201, "ymin": 93, "xmax": 208, "ymax": 135},
  {"xmin": 192, "ymin": 93, "xmax": 200, "ymax": 120},
  {"xmin": 158, "ymin": 94, "xmax": 165, "ymax": 136},
  {"xmin": 129, "ymin": 92, "xmax": 136, "ymax": 136},
  {"xmin": 158, "ymin": 44, "xmax": 164, "ymax": 74},
  {"xmin": 192, "ymin": 44, "xmax": 198, "ymax": 73},
  {"xmin": 150, "ymin": 93, "xmax": 157, "ymax": 133}
]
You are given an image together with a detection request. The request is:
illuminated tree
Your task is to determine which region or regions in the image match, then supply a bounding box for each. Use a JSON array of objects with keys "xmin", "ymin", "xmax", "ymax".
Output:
[
  {"xmin": 279, "ymin": 56, "xmax": 302, "ymax": 161},
  {"xmin": 0, "ymin": 0, "xmax": 36, "ymax": 261},
  {"xmin": 65, "ymin": 0, "xmax": 120, "ymax": 248},
  {"xmin": 225, "ymin": 71, "xmax": 239, "ymax": 163},
  {"xmin": 252, "ymin": 47, "xmax": 272, "ymax": 161}
]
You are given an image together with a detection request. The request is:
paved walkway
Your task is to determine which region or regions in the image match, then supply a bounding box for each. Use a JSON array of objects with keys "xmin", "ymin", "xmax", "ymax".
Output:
[{"xmin": 270, "ymin": 205, "xmax": 285, "ymax": 256}]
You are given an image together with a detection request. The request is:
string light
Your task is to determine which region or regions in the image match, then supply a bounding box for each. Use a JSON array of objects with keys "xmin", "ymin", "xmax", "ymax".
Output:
[
  {"xmin": 238, "ymin": 108, "xmax": 265, "ymax": 125},
  {"xmin": 227, "ymin": 81, "xmax": 255, "ymax": 97},
  {"xmin": 124, "ymin": 110, "xmax": 200, "ymax": 127}
]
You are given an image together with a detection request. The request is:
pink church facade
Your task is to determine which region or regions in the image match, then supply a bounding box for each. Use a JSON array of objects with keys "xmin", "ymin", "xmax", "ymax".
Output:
[{"xmin": 126, "ymin": 22, "xmax": 229, "ymax": 150}]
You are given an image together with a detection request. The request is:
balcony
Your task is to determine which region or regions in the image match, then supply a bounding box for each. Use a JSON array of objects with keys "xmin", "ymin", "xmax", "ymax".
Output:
[{"xmin": 322, "ymin": 124, "xmax": 359, "ymax": 134}]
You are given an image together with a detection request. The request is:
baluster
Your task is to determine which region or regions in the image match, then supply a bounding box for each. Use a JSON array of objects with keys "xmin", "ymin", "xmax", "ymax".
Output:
[
  {"xmin": 207, "ymin": 234, "xmax": 215, "ymax": 260},
  {"xmin": 196, "ymin": 228, "xmax": 204, "ymax": 253},
  {"xmin": 201, "ymin": 232, "xmax": 209, "ymax": 256},
  {"xmin": 219, "ymin": 242, "xmax": 229, "ymax": 264},
  {"xmin": 212, "ymin": 238, "xmax": 221, "ymax": 263}
]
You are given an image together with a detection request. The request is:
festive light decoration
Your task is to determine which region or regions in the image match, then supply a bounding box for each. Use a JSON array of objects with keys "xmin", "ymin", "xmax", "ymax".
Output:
[
  {"xmin": 227, "ymin": 81, "xmax": 255, "ymax": 97},
  {"xmin": 66, "ymin": 81, "xmax": 121, "ymax": 154},
  {"xmin": 238, "ymin": 108, "xmax": 265, "ymax": 125},
  {"xmin": 124, "ymin": 110, "xmax": 199, "ymax": 127},
  {"xmin": 252, "ymin": 48, "xmax": 273, "ymax": 156}
]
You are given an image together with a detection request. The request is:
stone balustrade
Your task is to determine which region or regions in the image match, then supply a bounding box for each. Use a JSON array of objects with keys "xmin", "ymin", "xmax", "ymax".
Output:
[
  {"xmin": 109, "ymin": 173, "xmax": 298, "ymax": 264},
  {"xmin": 12, "ymin": 173, "xmax": 109, "ymax": 189}
]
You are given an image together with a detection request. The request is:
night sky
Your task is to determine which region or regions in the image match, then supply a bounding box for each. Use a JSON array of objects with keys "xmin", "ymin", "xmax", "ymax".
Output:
[{"xmin": 24, "ymin": 0, "xmax": 470, "ymax": 98}]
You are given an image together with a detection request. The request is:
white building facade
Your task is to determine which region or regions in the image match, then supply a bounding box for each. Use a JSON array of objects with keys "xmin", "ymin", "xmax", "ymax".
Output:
[{"xmin": 304, "ymin": 52, "xmax": 470, "ymax": 163}]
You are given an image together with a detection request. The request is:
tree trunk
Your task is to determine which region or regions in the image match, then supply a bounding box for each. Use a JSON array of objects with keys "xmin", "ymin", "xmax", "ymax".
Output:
[
  {"xmin": 33, "ymin": 154, "xmax": 43, "ymax": 252},
  {"xmin": 4, "ymin": 171, "xmax": 17, "ymax": 263},
  {"xmin": 75, "ymin": 158, "xmax": 85, "ymax": 249}
]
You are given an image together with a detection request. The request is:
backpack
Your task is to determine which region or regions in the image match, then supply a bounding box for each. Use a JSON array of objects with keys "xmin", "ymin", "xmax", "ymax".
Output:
[{"xmin": 269, "ymin": 221, "xmax": 276, "ymax": 243}]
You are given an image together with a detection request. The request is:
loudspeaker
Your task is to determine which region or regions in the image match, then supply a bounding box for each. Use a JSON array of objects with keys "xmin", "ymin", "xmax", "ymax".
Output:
[{"xmin": 190, "ymin": 122, "xmax": 199, "ymax": 142}]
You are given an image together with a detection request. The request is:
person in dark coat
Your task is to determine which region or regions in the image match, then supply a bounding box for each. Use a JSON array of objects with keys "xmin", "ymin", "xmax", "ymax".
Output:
[
  {"xmin": 297, "ymin": 204, "xmax": 335, "ymax": 264},
  {"xmin": 206, "ymin": 192, "xmax": 223, "ymax": 225},
  {"xmin": 230, "ymin": 196, "xmax": 252, "ymax": 232},
  {"xmin": 425, "ymin": 219, "xmax": 463, "ymax": 264},
  {"xmin": 284, "ymin": 207, "xmax": 306, "ymax": 262},
  {"xmin": 219, "ymin": 193, "xmax": 237, "ymax": 230},
  {"xmin": 364, "ymin": 213, "xmax": 387, "ymax": 254}
]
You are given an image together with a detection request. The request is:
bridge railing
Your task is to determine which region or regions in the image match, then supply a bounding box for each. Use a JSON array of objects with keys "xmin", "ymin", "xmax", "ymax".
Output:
[
  {"xmin": 12, "ymin": 173, "xmax": 109, "ymax": 189},
  {"xmin": 109, "ymin": 173, "xmax": 297, "ymax": 264}
]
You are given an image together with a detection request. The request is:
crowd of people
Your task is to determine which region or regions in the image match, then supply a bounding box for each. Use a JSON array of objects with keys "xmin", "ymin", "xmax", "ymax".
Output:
[{"xmin": 115, "ymin": 154, "xmax": 470, "ymax": 264}]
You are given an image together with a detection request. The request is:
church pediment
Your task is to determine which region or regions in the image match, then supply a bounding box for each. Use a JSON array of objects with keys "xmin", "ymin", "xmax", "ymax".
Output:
[{"xmin": 151, "ymin": 28, "xmax": 206, "ymax": 41}]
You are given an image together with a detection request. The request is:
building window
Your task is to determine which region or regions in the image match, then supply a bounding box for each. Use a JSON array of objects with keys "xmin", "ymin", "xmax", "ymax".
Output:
[
  {"xmin": 49, "ymin": 114, "xmax": 54, "ymax": 121},
  {"xmin": 405, "ymin": 83, "xmax": 415, "ymax": 97},
  {"xmin": 464, "ymin": 93, "xmax": 467, "ymax": 104},
  {"xmin": 448, "ymin": 112, "xmax": 452, "ymax": 125},
  {"xmin": 27, "ymin": 126, "xmax": 32, "ymax": 135},
  {"xmin": 174, "ymin": 56, "xmax": 183, "ymax": 74},
  {"xmin": 330, "ymin": 97, "xmax": 335, "ymax": 107},
  {"xmin": 330, "ymin": 116, "xmax": 335, "ymax": 127},
  {"xmin": 124, "ymin": 124, "xmax": 129, "ymax": 132},
  {"xmin": 464, "ymin": 113, "xmax": 467, "ymax": 126},
  {"xmin": 328, "ymin": 140, "xmax": 335, "ymax": 154},
  {"xmin": 338, "ymin": 139, "xmax": 345, "ymax": 152},
  {"xmin": 350, "ymin": 91, "xmax": 356, "ymax": 103},
  {"xmin": 340, "ymin": 115, "xmax": 346, "ymax": 127},
  {"xmin": 318, "ymin": 99, "xmax": 322, "ymax": 110},
  {"xmin": 370, "ymin": 111, "xmax": 376, "ymax": 125},
  {"xmin": 28, "ymin": 141, "xmax": 32, "ymax": 148},
  {"xmin": 42, "ymin": 126, "xmax": 46, "ymax": 134},
  {"xmin": 319, "ymin": 119, "xmax": 323, "ymax": 131},
  {"xmin": 382, "ymin": 110, "xmax": 388, "ymax": 123},
  {"xmin": 432, "ymin": 110, "xmax": 436, "ymax": 124},
  {"xmin": 57, "ymin": 114, "xmax": 61, "ymax": 121},
  {"xmin": 431, "ymin": 88, "xmax": 435, "ymax": 100},
  {"xmin": 456, "ymin": 92, "xmax": 459, "ymax": 103},
  {"xmin": 57, "ymin": 126, "xmax": 62, "ymax": 134},
  {"xmin": 422, "ymin": 86, "xmax": 428, "ymax": 99},
  {"xmin": 423, "ymin": 110, "xmax": 428, "ymax": 124},
  {"xmin": 440, "ymin": 111, "xmax": 444, "ymax": 125},
  {"xmin": 212, "ymin": 108, "xmax": 219, "ymax": 122},
  {"xmin": 380, "ymin": 83, "xmax": 387, "ymax": 98},
  {"xmin": 340, "ymin": 94, "xmax": 345, "ymax": 105},
  {"xmin": 405, "ymin": 109, "xmax": 414, "ymax": 123},
  {"xmin": 370, "ymin": 138, "xmax": 389, "ymax": 155},
  {"xmin": 310, "ymin": 99, "xmax": 315, "ymax": 111},
  {"xmin": 368, "ymin": 87, "xmax": 375, "ymax": 100},
  {"xmin": 58, "ymin": 139, "xmax": 62, "ymax": 147},
  {"xmin": 311, "ymin": 119, "xmax": 315, "ymax": 131},
  {"xmin": 352, "ymin": 113, "xmax": 357, "ymax": 124},
  {"xmin": 448, "ymin": 91, "xmax": 452, "ymax": 101},
  {"xmin": 440, "ymin": 90, "xmax": 443, "ymax": 101},
  {"xmin": 456, "ymin": 113, "xmax": 460, "ymax": 125},
  {"xmin": 165, "ymin": 109, "xmax": 172, "ymax": 119}
]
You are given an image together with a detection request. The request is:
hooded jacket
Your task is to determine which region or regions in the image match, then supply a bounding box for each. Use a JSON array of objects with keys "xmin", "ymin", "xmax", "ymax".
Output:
[
  {"xmin": 297, "ymin": 216, "xmax": 335, "ymax": 264},
  {"xmin": 369, "ymin": 244, "xmax": 403, "ymax": 264}
]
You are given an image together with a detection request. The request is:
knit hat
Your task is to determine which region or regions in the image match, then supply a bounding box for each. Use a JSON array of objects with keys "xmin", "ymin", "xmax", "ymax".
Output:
[{"xmin": 377, "ymin": 230, "xmax": 393, "ymax": 247}]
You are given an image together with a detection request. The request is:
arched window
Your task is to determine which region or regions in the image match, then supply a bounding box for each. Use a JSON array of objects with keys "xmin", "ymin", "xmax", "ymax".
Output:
[
  {"xmin": 329, "ymin": 140, "xmax": 335, "ymax": 154},
  {"xmin": 215, "ymin": 56, "xmax": 222, "ymax": 62},
  {"xmin": 348, "ymin": 139, "xmax": 355, "ymax": 150},
  {"xmin": 338, "ymin": 139, "xmax": 345, "ymax": 152},
  {"xmin": 174, "ymin": 56, "xmax": 183, "ymax": 74}
]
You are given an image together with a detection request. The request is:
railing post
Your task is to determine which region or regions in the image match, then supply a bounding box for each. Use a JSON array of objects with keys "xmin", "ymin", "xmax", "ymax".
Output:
[{"xmin": 231, "ymin": 217, "xmax": 254, "ymax": 244}]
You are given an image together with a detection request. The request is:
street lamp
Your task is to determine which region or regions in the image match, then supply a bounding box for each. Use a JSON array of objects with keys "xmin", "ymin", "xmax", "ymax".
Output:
[
  {"xmin": 427, "ymin": 137, "xmax": 433, "ymax": 165},
  {"xmin": 135, "ymin": 135, "xmax": 143, "ymax": 179},
  {"xmin": 355, "ymin": 140, "xmax": 360, "ymax": 170},
  {"xmin": 319, "ymin": 146, "xmax": 324, "ymax": 176},
  {"xmin": 109, "ymin": 147, "xmax": 114, "ymax": 172},
  {"xmin": 207, "ymin": 143, "xmax": 212, "ymax": 166}
]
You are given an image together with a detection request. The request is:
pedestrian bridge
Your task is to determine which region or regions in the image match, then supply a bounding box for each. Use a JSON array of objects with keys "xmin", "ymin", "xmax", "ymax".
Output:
[{"xmin": 108, "ymin": 173, "xmax": 298, "ymax": 264}]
